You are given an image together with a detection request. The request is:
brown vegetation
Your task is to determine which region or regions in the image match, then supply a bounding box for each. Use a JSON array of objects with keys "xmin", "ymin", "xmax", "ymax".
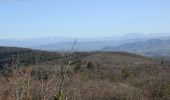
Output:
[{"xmin": 0, "ymin": 52, "xmax": 170, "ymax": 100}]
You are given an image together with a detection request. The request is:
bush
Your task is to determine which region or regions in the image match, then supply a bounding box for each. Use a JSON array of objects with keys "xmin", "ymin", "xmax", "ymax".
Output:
[
  {"xmin": 160, "ymin": 59, "xmax": 164, "ymax": 65},
  {"xmin": 87, "ymin": 62, "xmax": 94, "ymax": 70}
]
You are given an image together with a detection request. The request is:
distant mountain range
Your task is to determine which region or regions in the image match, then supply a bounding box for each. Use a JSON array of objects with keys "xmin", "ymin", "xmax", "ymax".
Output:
[
  {"xmin": 31, "ymin": 33, "xmax": 170, "ymax": 52},
  {"xmin": 0, "ymin": 33, "xmax": 169, "ymax": 47},
  {"xmin": 1, "ymin": 33, "xmax": 170, "ymax": 57}
]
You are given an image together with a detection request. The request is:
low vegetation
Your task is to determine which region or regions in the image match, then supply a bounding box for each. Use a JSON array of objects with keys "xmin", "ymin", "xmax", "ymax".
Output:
[{"xmin": 0, "ymin": 50, "xmax": 170, "ymax": 100}]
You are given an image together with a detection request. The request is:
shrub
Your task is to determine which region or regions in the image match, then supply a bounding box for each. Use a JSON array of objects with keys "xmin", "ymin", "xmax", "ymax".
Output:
[
  {"xmin": 160, "ymin": 59, "xmax": 164, "ymax": 65},
  {"xmin": 87, "ymin": 62, "xmax": 94, "ymax": 70}
]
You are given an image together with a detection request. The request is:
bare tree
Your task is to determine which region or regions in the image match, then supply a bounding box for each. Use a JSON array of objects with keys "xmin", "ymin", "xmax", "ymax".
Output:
[{"xmin": 54, "ymin": 40, "xmax": 77, "ymax": 100}]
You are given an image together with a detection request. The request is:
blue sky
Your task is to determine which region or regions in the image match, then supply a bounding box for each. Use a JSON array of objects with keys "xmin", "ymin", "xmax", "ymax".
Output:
[{"xmin": 0, "ymin": 0, "xmax": 170, "ymax": 38}]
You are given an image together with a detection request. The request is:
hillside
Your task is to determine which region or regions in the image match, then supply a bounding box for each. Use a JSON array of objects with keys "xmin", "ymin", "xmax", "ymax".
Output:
[
  {"xmin": 0, "ymin": 46, "xmax": 32, "ymax": 55},
  {"xmin": 0, "ymin": 48, "xmax": 170, "ymax": 99},
  {"xmin": 0, "ymin": 46, "xmax": 60, "ymax": 71},
  {"xmin": 102, "ymin": 39, "xmax": 170, "ymax": 57}
]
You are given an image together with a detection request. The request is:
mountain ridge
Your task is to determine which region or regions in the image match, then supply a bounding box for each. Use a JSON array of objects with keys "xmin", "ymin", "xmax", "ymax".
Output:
[{"xmin": 102, "ymin": 39, "xmax": 170, "ymax": 57}]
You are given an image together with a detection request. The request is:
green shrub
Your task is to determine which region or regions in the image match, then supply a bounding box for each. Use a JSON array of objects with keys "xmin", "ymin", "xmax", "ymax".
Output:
[
  {"xmin": 87, "ymin": 62, "xmax": 94, "ymax": 70},
  {"xmin": 160, "ymin": 59, "xmax": 164, "ymax": 65}
]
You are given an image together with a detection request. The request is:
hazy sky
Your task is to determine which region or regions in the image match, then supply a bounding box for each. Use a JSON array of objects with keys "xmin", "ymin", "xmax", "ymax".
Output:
[{"xmin": 0, "ymin": 0, "xmax": 170, "ymax": 38}]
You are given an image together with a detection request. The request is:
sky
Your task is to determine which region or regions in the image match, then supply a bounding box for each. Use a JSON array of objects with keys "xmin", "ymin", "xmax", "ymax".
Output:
[{"xmin": 0, "ymin": 0, "xmax": 170, "ymax": 38}]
